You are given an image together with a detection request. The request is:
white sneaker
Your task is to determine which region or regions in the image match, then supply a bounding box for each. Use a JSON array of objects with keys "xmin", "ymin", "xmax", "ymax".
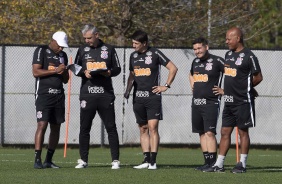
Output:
[
  {"xmin": 75, "ymin": 159, "xmax": 88, "ymax": 168},
  {"xmin": 133, "ymin": 162, "xmax": 149, "ymax": 169},
  {"xmin": 148, "ymin": 163, "xmax": 157, "ymax": 170},
  {"xmin": 111, "ymin": 160, "xmax": 120, "ymax": 169}
]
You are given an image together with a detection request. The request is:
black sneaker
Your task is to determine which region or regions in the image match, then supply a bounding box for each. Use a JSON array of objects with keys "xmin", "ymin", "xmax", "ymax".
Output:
[
  {"xmin": 195, "ymin": 164, "xmax": 210, "ymax": 171},
  {"xmin": 34, "ymin": 159, "xmax": 43, "ymax": 169},
  {"xmin": 43, "ymin": 161, "xmax": 60, "ymax": 169},
  {"xmin": 231, "ymin": 162, "xmax": 246, "ymax": 173},
  {"xmin": 202, "ymin": 165, "xmax": 225, "ymax": 172}
]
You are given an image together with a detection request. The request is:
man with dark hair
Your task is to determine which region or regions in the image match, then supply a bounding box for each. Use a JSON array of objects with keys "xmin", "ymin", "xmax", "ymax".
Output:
[
  {"xmin": 32, "ymin": 31, "xmax": 69, "ymax": 169},
  {"xmin": 74, "ymin": 24, "xmax": 121, "ymax": 169},
  {"xmin": 124, "ymin": 30, "xmax": 178, "ymax": 170},
  {"xmin": 203, "ymin": 27, "xmax": 263, "ymax": 173},
  {"xmin": 189, "ymin": 37, "xmax": 225, "ymax": 171}
]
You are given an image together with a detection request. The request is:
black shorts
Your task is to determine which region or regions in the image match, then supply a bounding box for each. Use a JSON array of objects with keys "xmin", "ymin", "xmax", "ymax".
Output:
[
  {"xmin": 133, "ymin": 94, "xmax": 162, "ymax": 124},
  {"xmin": 35, "ymin": 94, "xmax": 65, "ymax": 124},
  {"xmin": 191, "ymin": 103, "xmax": 220, "ymax": 134},
  {"xmin": 222, "ymin": 101, "xmax": 255, "ymax": 129}
]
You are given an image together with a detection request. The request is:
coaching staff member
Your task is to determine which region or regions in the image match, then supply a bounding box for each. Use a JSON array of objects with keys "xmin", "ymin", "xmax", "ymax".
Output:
[
  {"xmin": 189, "ymin": 37, "xmax": 224, "ymax": 171},
  {"xmin": 74, "ymin": 24, "xmax": 121, "ymax": 169},
  {"xmin": 124, "ymin": 30, "xmax": 178, "ymax": 170},
  {"xmin": 32, "ymin": 31, "xmax": 69, "ymax": 169},
  {"xmin": 203, "ymin": 27, "xmax": 263, "ymax": 173}
]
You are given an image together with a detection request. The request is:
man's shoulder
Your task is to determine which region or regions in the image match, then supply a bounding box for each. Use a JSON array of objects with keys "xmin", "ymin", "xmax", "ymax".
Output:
[
  {"xmin": 210, "ymin": 54, "xmax": 225, "ymax": 64},
  {"xmin": 242, "ymin": 48, "xmax": 256, "ymax": 57},
  {"xmin": 33, "ymin": 45, "xmax": 49, "ymax": 56}
]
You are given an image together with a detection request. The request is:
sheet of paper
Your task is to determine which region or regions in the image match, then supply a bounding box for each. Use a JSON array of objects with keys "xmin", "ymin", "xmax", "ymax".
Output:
[{"xmin": 67, "ymin": 64, "xmax": 82, "ymax": 75}]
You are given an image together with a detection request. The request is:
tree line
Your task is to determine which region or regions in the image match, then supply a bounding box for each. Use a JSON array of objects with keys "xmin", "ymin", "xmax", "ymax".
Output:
[{"xmin": 0, "ymin": 0, "xmax": 281, "ymax": 48}]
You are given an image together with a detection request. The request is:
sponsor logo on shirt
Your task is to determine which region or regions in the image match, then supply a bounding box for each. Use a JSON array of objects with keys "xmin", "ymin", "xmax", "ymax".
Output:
[
  {"xmin": 86, "ymin": 61, "xmax": 107, "ymax": 70},
  {"xmin": 223, "ymin": 95, "xmax": 234, "ymax": 102},
  {"xmin": 136, "ymin": 90, "xmax": 150, "ymax": 97},
  {"xmin": 88, "ymin": 86, "xmax": 105, "ymax": 94},
  {"xmin": 224, "ymin": 67, "xmax": 237, "ymax": 77},
  {"xmin": 84, "ymin": 47, "xmax": 90, "ymax": 52},
  {"xmin": 194, "ymin": 98, "xmax": 207, "ymax": 105},
  {"xmin": 193, "ymin": 74, "xmax": 208, "ymax": 82},
  {"xmin": 48, "ymin": 88, "xmax": 61, "ymax": 94},
  {"xmin": 134, "ymin": 68, "xmax": 151, "ymax": 76}
]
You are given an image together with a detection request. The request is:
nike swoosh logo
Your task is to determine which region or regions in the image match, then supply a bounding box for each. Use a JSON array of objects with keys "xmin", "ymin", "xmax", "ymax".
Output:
[{"xmin": 244, "ymin": 122, "xmax": 251, "ymax": 126}]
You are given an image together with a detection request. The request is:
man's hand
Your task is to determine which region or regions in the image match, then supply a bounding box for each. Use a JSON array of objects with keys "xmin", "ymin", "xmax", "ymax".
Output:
[
  {"xmin": 124, "ymin": 91, "xmax": 130, "ymax": 99},
  {"xmin": 56, "ymin": 64, "xmax": 66, "ymax": 74},
  {"xmin": 212, "ymin": 85, "xmax": 224, "ymax": 95},
  {"xmin": 152, "ymin": 85, "xmax": 168, "ymax": 94},
  {"xmin": 251, "ymin": 88, "xmax": 259, "ymax": 98},
  {"xmin": 84, "ymin": 70, "xmax": 92, "ymax": 78}
]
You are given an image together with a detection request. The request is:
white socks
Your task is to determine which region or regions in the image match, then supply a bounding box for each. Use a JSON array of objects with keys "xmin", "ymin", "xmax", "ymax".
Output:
[
  {"xmin": 240, "ymin": 154, "xmax": 248, "ymax": 168},
  {"xmin": 214, "ymin": 155, "xmax": 225, "ymax": 168}
]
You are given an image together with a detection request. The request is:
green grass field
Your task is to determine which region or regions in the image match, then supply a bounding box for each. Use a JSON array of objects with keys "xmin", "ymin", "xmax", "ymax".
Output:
[{"xmin": 0, "ymin": 147, "xmax": 281, "ymax": 184}]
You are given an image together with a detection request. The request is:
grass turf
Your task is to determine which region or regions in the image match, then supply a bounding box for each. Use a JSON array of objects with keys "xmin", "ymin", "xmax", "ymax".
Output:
[{"xmin": 0, "ymin": 147, "xmax": 281, "ymax": 184}]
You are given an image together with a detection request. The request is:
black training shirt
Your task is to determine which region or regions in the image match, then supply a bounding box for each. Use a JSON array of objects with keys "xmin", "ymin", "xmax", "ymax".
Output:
[
  {"xmin": 74, "ymin": 39, "xmax": 121, "ymax": 97},
  {"xmin": 190, "ymin": 53, "xmax": 225, "ymax": 104},
  {"xmin": 32, "ymin": 45, "xmax": 68, "ymax": 95},
  {"xmin": 129, "ymin": 47, "xmax": 170, "ymax": 93},
  {"xmin": 224, "ymin": 48, "xmax": 261, "ymax": 105}
]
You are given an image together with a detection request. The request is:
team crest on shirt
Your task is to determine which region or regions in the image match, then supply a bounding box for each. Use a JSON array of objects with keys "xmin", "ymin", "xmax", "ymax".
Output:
[
  {"xmin": 36, "ymin": 111, "xmax": 42, "ymax": 119},
  {"xmin": 101, "ymin": 51, "xmax": 108, "ymax": 59},
  {"xmin": 205, "ymin": 63, "xmax": 213, "ymax": 71},
  {"xmin": 235, "ymin": 57, "xmax": 243, "ymax": 65},
  {"xmin": 133, "ymin": 53, "xmax": 138, "ymax": 58},
  {"xmin": 145, "ymin": 56, "xmax": 152, "ymax": 64},
  {"xmin": 84, "ymin": 47, "xmax": 90, "ymax": 52},
  {"xmin": 80, "ymin": 100, "xmax": 87, "ymax": 108}
]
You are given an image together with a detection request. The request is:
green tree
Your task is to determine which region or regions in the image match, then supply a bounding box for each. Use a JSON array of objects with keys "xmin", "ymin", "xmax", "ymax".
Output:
[{"xmin": 0, "ymin": 0, "xmax": 281, "ymax": 48}]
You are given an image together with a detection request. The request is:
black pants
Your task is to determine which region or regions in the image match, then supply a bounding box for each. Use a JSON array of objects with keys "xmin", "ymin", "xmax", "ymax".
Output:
[{"xmin": 79, "ymin": 95, "xmax": 119, "ymax": 162}]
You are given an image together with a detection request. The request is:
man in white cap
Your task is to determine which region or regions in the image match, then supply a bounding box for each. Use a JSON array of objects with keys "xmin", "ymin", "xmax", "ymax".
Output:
[{"xmin": 32, "ymin": 31, "xmax": 69, "ymax": 169}]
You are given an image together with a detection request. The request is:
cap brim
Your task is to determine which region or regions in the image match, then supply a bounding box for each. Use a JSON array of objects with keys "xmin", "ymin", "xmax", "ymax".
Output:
[{"xmin": 58, "ymin": 43, "xmax": 69, "ymax": 48}]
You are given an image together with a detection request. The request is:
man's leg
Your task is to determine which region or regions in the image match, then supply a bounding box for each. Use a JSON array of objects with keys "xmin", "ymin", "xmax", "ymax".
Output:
[
  {"xmin": 34, "ymin": 121, "xmax": 48, "ymax": 168},
  {"xmin": 139, "ymin": 123, "xmax": 151, "ymax": 162},
  {"xmin": 205, "ymin": 131, "xmax": 217, "ymax": 165},
  {"xmin": 99, "ymin": 100, "xmax": 120, "ymax": 162},
  {"xmin": 195, "ymin": 133, "xmax": 210, "ymax": 170},
  {"xmin": 238, "ymin": 128, "xmax": 250, "ymax": 168},
  {"xmin": 215, "ymin": 127, "xmax": 234, "ymax": 167},
  {"xmin": 147, "ymin": 119, "xmax": 159, "ymax": 164},
  {"xmin": 133, "ymin": 123, "xmax": 151, "ymax": 169},
  {"xmin": 44, "ymin": 123, "xmax": 61, "ymax": 163}
]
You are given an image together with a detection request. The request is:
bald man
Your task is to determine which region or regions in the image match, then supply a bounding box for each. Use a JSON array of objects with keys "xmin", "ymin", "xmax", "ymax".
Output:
[{"xmin": 203, "ymin": 27, "xmax": 263, "ymax": 173}]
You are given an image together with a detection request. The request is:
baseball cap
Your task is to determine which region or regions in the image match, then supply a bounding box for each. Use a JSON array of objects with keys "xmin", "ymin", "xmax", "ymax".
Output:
[{"xmin": 52, "ymin": 31, "xmax": 69, "ymax": 48}]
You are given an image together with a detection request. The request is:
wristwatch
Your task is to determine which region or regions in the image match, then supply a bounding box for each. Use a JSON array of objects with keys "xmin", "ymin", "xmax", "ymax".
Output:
[{"xmin": 164, "ymin": 83, "xmax": 170, "ymax": 88}]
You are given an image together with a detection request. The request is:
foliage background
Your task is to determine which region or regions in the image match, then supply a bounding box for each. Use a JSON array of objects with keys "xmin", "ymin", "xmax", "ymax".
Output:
[{"xmin": 0, "ymin": 0, "xmax": 281, "ymax": 48}]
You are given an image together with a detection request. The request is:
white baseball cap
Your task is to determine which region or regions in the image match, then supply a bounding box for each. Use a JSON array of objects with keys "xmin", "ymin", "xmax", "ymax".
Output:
[{"xmin": 52, "ymin": 31, "xmax": 69, "ymax": 48}]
